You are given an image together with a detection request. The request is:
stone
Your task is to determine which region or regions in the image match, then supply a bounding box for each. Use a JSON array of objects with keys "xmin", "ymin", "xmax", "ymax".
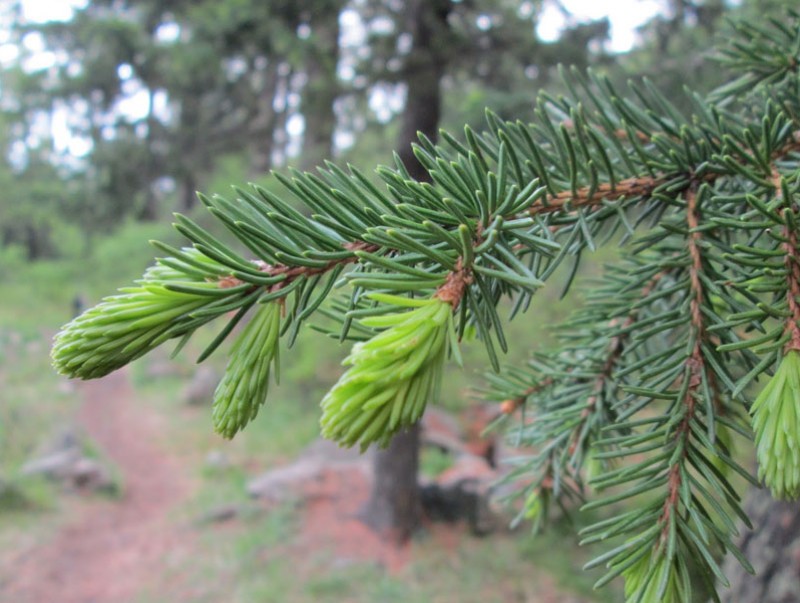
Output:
[
  {"xmin": 21, "ymin": 427, "xmax": 117, "ymax": 494},
  {"xmin": 70, "ymin": 458, "xmax": 116, "ymax": 493},
  {"xmin": 21, "ymin": 449, "xmax": 82, "ymax": 479},
  {"xmin": 247, "ymin": 458, "xmax": 328, "ymax": 501},
  {"xmin": 420, "ymin": 406, "xmax": 466, "ymax": 454},
  {"xmin": 196, "ymin": 504, "xmax": 240, "ymax": 524},
  {"xmin": 299, "ymin": 437, "xmax": 371, "ymax": 463},
  {"xmin": 461, "ymin": 403, "xmax": 499, "ymax": 465},
  {"xmin": 437, "ymin": 452, "xmax": 496, "ymax": 487},
  {"xmin": 204, "ymin": 450, "xmax": 230, "ymax": 471},
  {"xmin": 420, "ymin": 478, "xmax": 497, "ymax": 535},
  {"xmin": 247, "ymin": 438, "xmax": 370, "ymax": 501},
  {"xmin": 183, "ymin": 365, "xmax": 220, "ymax": 405},
  {"xmin": 194, "ymin": 503, "xmax": 265, "ymax": 525}
]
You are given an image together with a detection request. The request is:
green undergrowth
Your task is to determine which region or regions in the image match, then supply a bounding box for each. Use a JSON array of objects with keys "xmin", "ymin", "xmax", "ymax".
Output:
[
  {"xmin": 0, "ymin": 218, "xmax": 184, "ymax": 515},
  {"xmin": 0, "ymin": 219, "xmax": 180, "ymax": 337},
  {"xmin": 0, "ymin": 332, "xmax": 82, "ymax": 573},
  {"xmin": 0, "ymin": 336, "xmax": 77, "ymax": 509},
  {"xmin": 164, "ymin": 507, "xmax": 620, "ymax": 603}
]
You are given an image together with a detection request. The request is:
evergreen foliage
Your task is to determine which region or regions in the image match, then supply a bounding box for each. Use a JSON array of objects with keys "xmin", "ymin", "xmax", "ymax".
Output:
[{"xmin": 52, "ymin": 10, "xmax": 800, "ymax": 602}]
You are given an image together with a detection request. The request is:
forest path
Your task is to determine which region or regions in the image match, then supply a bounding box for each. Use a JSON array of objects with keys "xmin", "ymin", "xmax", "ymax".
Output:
[{"xmin": 3, "ymin": 368, "xmax": 196, "ymax": 603}]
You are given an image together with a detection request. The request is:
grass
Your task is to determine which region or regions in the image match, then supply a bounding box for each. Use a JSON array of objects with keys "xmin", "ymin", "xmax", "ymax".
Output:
[
  {"xmin": 172, "ymin": 509, "xmax": 621, "ymax": 603},
  {"xmin": 0, "ymin": 336, "xmax": 79, "ymax": 507},
  {"xmin": 0, "ymin": 330, "xmax": 83, "ymax": 576}
]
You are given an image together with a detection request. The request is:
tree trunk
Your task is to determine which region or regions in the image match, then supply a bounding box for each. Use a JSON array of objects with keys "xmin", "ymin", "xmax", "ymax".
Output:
[
  {"xmin": 361, "ymin": 0, "xmax": 450, "ymax": 544},
  {"xmin": 299, "ymin": 1, "xmax": 341, "ymax": 171},
  {"xmin": 137, "ymin": 89, "xmax": 160, "ymax": 221},
  {"xmin": 137, "ymin": 188, "xmax": 159, "ymax": 221},
  {"xmin": 179, "ymin": 171, "xmax": 197, "ymax": 213},
  {"xmin": 395, "ymin": 0, "xmax": 449, "ymax": 172},
  {"xmin": 362, "ymin": 426, "xmax": 422, "ymax": 540},
  {"xmin": 24, "ymin": 222, "xmax": 52, "ymax": 261},
  {"xmin": 719, "ymin": 487, "xmax": 800, "ymax": 603},
  {"xmin": 248, "ymin": 59, "xmax": 281, "ymax": 176}
]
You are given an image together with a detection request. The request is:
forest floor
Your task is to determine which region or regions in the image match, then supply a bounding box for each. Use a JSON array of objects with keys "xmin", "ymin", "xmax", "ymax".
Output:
[
  {"xmin": 0, "ymin": 363, "xmax": 602, "ymax": 603},
  {"xmin": 2, "ymin": 368, "xmax": 198, "ymax": 603}
]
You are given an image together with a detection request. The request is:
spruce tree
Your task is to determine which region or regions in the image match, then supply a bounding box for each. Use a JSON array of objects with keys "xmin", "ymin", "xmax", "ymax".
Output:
[{"xmin": 52, "ymin": 10, "xmax": 800, "ymax": 602}]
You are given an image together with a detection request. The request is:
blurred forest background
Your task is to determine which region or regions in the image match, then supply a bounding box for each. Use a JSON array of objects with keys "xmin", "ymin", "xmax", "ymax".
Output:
[{"xmin": 0, "ymin": 1, "xmax": 794, "ymax": 602}]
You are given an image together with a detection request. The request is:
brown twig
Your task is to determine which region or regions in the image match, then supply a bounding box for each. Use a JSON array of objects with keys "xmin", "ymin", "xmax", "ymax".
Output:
[
  {"xmin": 523, "ymin": 131, "xmax": 800, "ymax": 219},
  {"xmin": 529, "ymin": 175, "xmax": 665, "ymax": 217},
  {"xmin": 782, "ymin": 220, "xmax": 800, "ymax": 351},
  {"xmin": 771, "ymin": 166, "xmax": 800, "ymax": 352},
  {"xmin": 659, "ymin": 185, "xmax": 706, "ymax": 539},
  {"xmin": 499, "ymin": 377, "xmax": 555, "ymax": 416},
  {"xmin": 213, "ymin": 134, "xmax": 800, "ymax": 314},
  {"xmin": 434, "ymin": 257, "xmax": 473, "ymax": 308},
  {"xmin": 783, "ymin": 228, "xmax": 800, "ymax": 352},
  {"xmin": 215, "ymin": 241, "xmax": 379, "ymax": 292}
]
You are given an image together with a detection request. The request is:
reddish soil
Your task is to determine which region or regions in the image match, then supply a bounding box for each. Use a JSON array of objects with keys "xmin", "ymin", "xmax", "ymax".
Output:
[
  {"xmin": 295, "ymin": 465, "xmax": 412, "ymax": 573},
  {"xmin": 2, "ymin": 368, "xmax": 196, "ymax": 603},
  {"xmin": 0, "ymin": 367, "xmax": 579, "ymax": 603}
]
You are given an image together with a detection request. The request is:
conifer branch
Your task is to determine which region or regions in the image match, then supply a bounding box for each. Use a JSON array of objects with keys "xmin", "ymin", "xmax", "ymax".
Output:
[
  {"xmin": 523, "ymin": 133, "xmax": 800, "ymax": 221},
  {"xmin": 49, "ymin": 11, "xmax": 800, "ymax": 600},
  {"xmin": 567, "ymin": 270, "xmax": 668, "ymax": 460},
  {"xmin": 658, "ymin": 185, "xmax": 706, "ymax": 539}
]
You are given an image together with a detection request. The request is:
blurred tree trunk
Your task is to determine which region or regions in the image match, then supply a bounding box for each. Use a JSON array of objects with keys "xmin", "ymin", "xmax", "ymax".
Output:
[
  {"xmin": 24, "ymin": 222, "xmax": 54, "ymax": 261},
  {"xmin": 719, "ymin": 487, "xmax": 800, "ymax": 603},
  {"xmin": 175, "ymin": 95, "xmax": 205, "ymax": 213},
  {"xmin": 363, "ymin": 426, "xmax": 422, "ymax": 539},
  {"xmin": 136, "ymin": 89, "xmax": 160, "ymax": 221},
  {"xmin": 180, "ymin": 172, "xmax": 197, "ymax": 214},
  {"xmin": 361, "ymin": 0, "xmax": 450, "ymax": 543},
  {"xmin": 299, "ymin": 1, "xmax": 342, "ymax": 171},
  {"xmin": 137, "ymin": 188, "xmax": 159, "ymax": 221},
  {"xmin": 249, "ymin": 59, "xmax": 282, "ymax": 176}
]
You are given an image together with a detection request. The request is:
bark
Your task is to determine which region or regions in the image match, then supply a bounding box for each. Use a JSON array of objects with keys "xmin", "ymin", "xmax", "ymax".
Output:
[
  {"xmin": 24, "ymin": 222, "xmax": 53, "ymax": 261},
  {"xmin": 362, "ymin": 426, "xmax": 422, "ymax": 540},
  {"xmin": 248, "ymin": 59, "xmax": 282, "ymax": 176},
  {"xmin": 361, "ymin": 0, "xmax": 451, "ymax": 543},
  {"xmin": 174, "ymin": 95, "xmax": 207, "ymax": 213},
  {"xmin": 179, "ymin": 171, "xmax": 197, "ymax": 213},
  {"xmin": 137, "ymin": 188, "xmax": 159, "ymax": 222},
  {"xmin": 720, "ymin": 487, "xmax": 800, "ymax": 603},
  {"xmin": 299, "ymin": 1, "xmax": 341, "ymax": 171},
  {"xmin": 136, "ymin": 89, "xmax": 160, "ymax": 221},
  {"xmin": 395, "ymin": 0, "xmax": 449, "ymax": 173}
]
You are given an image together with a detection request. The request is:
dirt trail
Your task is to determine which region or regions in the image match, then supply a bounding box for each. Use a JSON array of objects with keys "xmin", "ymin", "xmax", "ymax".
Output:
[{"xmin": 3, "ymin": 368, "xmax": 195, "ymax": 603}]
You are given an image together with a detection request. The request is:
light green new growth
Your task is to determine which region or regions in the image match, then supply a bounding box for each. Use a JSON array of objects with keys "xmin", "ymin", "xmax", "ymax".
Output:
[
  {"xmin": 52, "ymin": 9, "xmax": 800, "ymax": 602},
  {"xmin": 213, "ymin": 301, "xmax": 281, "ymax": 438},
  {"xmin": 321, "ymin": 295, "xmax": 453, "ymax": 451},
  {"xmin": 750, "ymin": 350, "xmax": 800, "ymax": 499},
  {"xmin": 622, "ymin": 550, "xmax": 687, "ymax": 603},
  {"xmin": 51, "ymin": 247, "xmax": 256, "ymax": 379}
]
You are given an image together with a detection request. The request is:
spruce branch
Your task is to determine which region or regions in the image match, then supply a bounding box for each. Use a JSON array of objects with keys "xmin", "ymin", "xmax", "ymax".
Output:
[
  {"xmin": 744, "ymin": 171, "xmax": 800, "ymax": 499},
  {"xmin": 49, "ymin": 10, "xmax": 800, "ymax": 602}
]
